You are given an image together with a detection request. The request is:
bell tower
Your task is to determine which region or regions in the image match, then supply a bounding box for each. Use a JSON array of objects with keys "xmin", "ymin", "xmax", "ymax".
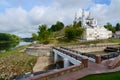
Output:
[{"xmin": 81, "ymin": 9, "xmax": 86, "ymax": 28}]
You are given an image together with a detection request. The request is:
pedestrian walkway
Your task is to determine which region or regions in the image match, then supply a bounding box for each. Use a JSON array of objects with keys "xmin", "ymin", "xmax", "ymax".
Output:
[{"xmin": 51, "ymin": 60, "xmax": 120, "ymax": 80}]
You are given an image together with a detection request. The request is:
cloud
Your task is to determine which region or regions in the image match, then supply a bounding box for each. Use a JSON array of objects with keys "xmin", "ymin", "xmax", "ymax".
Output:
[
  {"xmin": 0, "ymin": 7, "xmax": 33, "ymax": 37},
  {"xmin": 0, "ymin": 0, "xmax": 120, "ymax": 37},
  {"xmin": 90, "ymin": 0, "xmax": 120, "ymax": 25}
]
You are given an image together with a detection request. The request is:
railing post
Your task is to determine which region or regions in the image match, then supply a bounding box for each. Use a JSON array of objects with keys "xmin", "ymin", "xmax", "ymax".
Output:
[
  {"xmin": 95, "ymin": 55, "xmax": 101, "ymax": 64},
  {"xmin": 81, "ymin": 58, "xmax": 88, "ymax": 68},
  {"xmin": 54, "ymin": 51, "xmax": 58, "ymax": 63}
]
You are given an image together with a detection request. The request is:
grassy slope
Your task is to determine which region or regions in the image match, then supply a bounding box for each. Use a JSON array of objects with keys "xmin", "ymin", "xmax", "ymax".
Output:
[
  {"xmin": 108, "ymin": 38, "xmax": 120, "ymax": 43},
  {"xmin": 0, "ymin": 45, "xmax": 38, "ymax": 79},
  {"xmin": 78, "ymin": 71, "xmax": 120, "ymax": 80},
  {"xmin": 0, "ymin": 45, "xmax": 27, "ymax": 58},
  {"xmin": 51, "ymin": 38, "xmax": 120, "ymax": 47}
]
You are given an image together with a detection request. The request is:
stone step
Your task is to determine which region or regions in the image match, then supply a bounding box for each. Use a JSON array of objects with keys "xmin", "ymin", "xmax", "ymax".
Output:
[{"xmin": 108, "ymin": 55, "xmax": 120, "ymax": 69}]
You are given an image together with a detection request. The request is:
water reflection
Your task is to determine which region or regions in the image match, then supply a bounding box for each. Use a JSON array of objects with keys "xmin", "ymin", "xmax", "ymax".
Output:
[
  {"xmin": 16, "ymin": 42, "xmax": 31, "ymax": 47},
  {"xmin": 0, "ymin": 42, "xmax": 19, "ymax": 52}
]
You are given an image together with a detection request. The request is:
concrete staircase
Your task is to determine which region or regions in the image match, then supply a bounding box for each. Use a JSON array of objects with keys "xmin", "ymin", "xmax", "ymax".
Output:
[{"xmin": 108, "ymin": 55, "xmax": 120, "ymax": 69}]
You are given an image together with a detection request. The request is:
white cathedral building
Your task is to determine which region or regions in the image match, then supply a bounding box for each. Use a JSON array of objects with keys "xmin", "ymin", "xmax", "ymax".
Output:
[{"xmin": 74, "ymin": 10, "xmax": 112, "ymax": 40}]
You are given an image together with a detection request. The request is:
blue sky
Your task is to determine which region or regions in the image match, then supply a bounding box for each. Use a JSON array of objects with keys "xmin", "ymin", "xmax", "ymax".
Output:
[
  {"xmin": 0, "ymin": 0, "xmax": 53, "ymax": 12},
  {"xmin": 94, "ymin": 0, "xmax": 110, "ymax": 5},
  {"xmin": 0, "ymin": 0, "xmax": 120, "ymax": 37},
  {"xmin": 0, "ymin": 0, "xmax": 110, "ymax": 13}
]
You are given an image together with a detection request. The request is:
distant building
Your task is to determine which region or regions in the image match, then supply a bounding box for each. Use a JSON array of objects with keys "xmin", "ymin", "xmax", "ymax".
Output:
[
  {"xmin": 74, "ymin": 9, "xmax": 112, "ymax": 40},
  {"xmin": 114, "ymin": 31, "xmax": 120, "ymax": 38}
]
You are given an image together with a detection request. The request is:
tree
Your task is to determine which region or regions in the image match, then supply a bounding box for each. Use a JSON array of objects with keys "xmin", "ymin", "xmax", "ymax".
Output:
[
  {"xmin": 65, "ymin": 25, "xmax": 85, "ymax": 40},
  {"xmin": 0, "ymin": 33, "xmax": 20, "ymax": 42},
  {"xmin": 104, "ymin": 23, "xmax": 115, "ymax": 33},
  {"xmin": 50, "ymin": 24, "xmax": 56, "ymax": 32},
  {"xmin": 75, "ymin": 27, "xmax": 85, "ymax": 37},
  {"xmin": 32, "ymin": 33, "xmax": 38, "ymax": 41},
  {"xmin": 49, "ymin": 21, "xmax": 64, "ymax": 32},
  {"xmin": 38, "ymin": 24, "xmax": 51, "ymax": 44},
  {"xmin": 115, "ymin": 23, "xmax": 120, "ymax": 31},
  {"xmin": 38, "ymin": 24, "xmax": 47, "ymax": 34},
  {"xmin": 65, "ymin": 26, "xmax": 76, "ymax": 40},
  {"xmin": 73, "ymin": 21, "xmax": 82, "ymax": 28},
  {"xmin": 56, "ymin": 21, "xmax": 64, "ymax": 30}
]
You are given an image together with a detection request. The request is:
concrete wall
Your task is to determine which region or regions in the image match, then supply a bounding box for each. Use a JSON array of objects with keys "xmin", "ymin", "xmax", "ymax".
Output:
[
  {"xmin": 68, "ymin": 43, "xmax": 119, "ymax": 53},
  {"xmin": 25, "ymin": 47, "xmax": 52, "ymax": 56}
]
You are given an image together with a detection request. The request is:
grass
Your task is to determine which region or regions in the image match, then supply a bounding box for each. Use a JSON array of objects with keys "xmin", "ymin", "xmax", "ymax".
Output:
[
  {"xmin": 0, "ymin": 45, "xmax": 38, "ymax": 79},
  {"xmin": 52, "ymin": 38, "xmax": 120, "ymax": 47},
  {"xmin": 78, "ymin": 71, "xmax": 120, "ymax": 80},
  {"xmin": 108, "ymin": 38, "xmax": 120, "ymax": 43},
  {"xmin": 0, "ymin": 45, "xmax": 28, "ymax": 58}
]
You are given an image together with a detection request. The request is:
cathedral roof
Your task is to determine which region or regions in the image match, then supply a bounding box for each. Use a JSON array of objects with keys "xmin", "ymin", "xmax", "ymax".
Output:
[{"xmin": 86, "ymin": 12, "xmax": 94, "ymax": 20}]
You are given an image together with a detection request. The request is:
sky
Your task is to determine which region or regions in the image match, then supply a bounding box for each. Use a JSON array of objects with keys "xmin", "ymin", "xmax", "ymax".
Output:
[{"xmin": 0, "ymin": 0, "xmax": 120, "ymax": 38}]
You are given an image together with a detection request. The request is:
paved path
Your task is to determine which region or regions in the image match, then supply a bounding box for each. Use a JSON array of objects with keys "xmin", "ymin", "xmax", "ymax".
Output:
[{"xmin": 51, "ymin": 60, "xmax": 120, "ymax": 80}]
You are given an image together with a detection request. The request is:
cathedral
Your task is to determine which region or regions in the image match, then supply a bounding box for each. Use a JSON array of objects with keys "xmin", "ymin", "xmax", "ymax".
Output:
[{"xmin": 74, "ymin": 9, "xmax": 112, "ymax": 40}]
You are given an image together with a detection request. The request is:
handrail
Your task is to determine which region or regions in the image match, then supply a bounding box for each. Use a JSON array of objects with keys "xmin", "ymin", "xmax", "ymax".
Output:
[
  {"xmin": 53, "ymin": 47, "xmax": 82, "ymax": 61},
  {"xmin": 60, "ymin": 47, "xmax": 96, "ymax": 60}
]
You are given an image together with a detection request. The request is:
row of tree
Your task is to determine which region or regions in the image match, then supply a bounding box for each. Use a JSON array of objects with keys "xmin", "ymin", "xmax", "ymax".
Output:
[
  {"xmin": 0, "ymin": 33, "xmax": 20, "ymax": 42},
  {"xmin": 104, "ymin": 23, "xmax": 120, "ymax": 33},
  {"xmin": 32, "ymin": 21, "xmax": 85, "ymax": 44}
]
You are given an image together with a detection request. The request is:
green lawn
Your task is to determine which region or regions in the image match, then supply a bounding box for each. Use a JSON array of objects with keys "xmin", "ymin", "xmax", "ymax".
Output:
[
  {"xmin": 108, "ymin": 38, "xmax": 120, "ymax": 43},
  {"xmin": 78, "ymin": 71, "xmax": 120, "ymax": 80}
]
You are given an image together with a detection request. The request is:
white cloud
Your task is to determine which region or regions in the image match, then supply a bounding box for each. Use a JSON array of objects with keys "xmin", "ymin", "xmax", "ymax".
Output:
[
  {"xmin": 0, "ymin": 7, "xmax": 34, "ymax": 37},
  {"xmin": 90, "ymin": 0, "xmax": 120, "ymax": 25}
]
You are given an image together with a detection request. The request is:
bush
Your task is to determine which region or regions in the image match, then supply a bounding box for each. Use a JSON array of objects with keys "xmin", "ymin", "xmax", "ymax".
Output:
[
  {"xmin": 65, "ymin": 26, "xmax": 85, "ymax": 40},
  {"xmin": 43, "ymin": 40, "xmax": 49, "ymax": 44}
]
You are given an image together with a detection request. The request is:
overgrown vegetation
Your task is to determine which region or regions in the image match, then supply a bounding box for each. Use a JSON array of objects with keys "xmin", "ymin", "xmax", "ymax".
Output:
[
  {"xmin": 0, "ymin": 45, "xmax": 37, "ymax": 79},
  {"xmin": 78, "ymin": 71, "xmax": 120, "ymax": 80},
  {"xmin": 37, "ymin": 24, "xmax": 52, "ymax": 44},
  {"xmin": 65, "ymin": 25, "xmax": 85, "ymax": 40}
]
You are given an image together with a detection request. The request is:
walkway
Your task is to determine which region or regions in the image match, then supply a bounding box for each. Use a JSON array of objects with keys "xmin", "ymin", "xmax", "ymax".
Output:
[{"xmin": 51, "ymin": 60, "xmax": 120, "ymax": 80}]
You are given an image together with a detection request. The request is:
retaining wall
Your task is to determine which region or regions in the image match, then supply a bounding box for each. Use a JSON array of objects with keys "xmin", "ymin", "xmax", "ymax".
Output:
[{"xmin": 25, "ymin": 47, "xmax": 52, "ymax": 56}]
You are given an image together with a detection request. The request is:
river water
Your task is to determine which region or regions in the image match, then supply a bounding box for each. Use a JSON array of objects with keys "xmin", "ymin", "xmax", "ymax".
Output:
[
  {"xmin": 0, "ymin": 42, "xmax": 31, "ymax": 52},
  {"xmin": 16, "ymin": 42, "xmax": 31, "ymax": 47}
]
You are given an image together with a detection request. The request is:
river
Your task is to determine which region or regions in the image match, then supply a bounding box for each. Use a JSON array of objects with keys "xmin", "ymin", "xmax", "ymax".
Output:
[
  {"xmin": 16, "ymin": 42, "xmax": 31, "ymax": 47},
  {"xmin": 0, "ymin": 42, "xmax": 31, "ymax": 52}
]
